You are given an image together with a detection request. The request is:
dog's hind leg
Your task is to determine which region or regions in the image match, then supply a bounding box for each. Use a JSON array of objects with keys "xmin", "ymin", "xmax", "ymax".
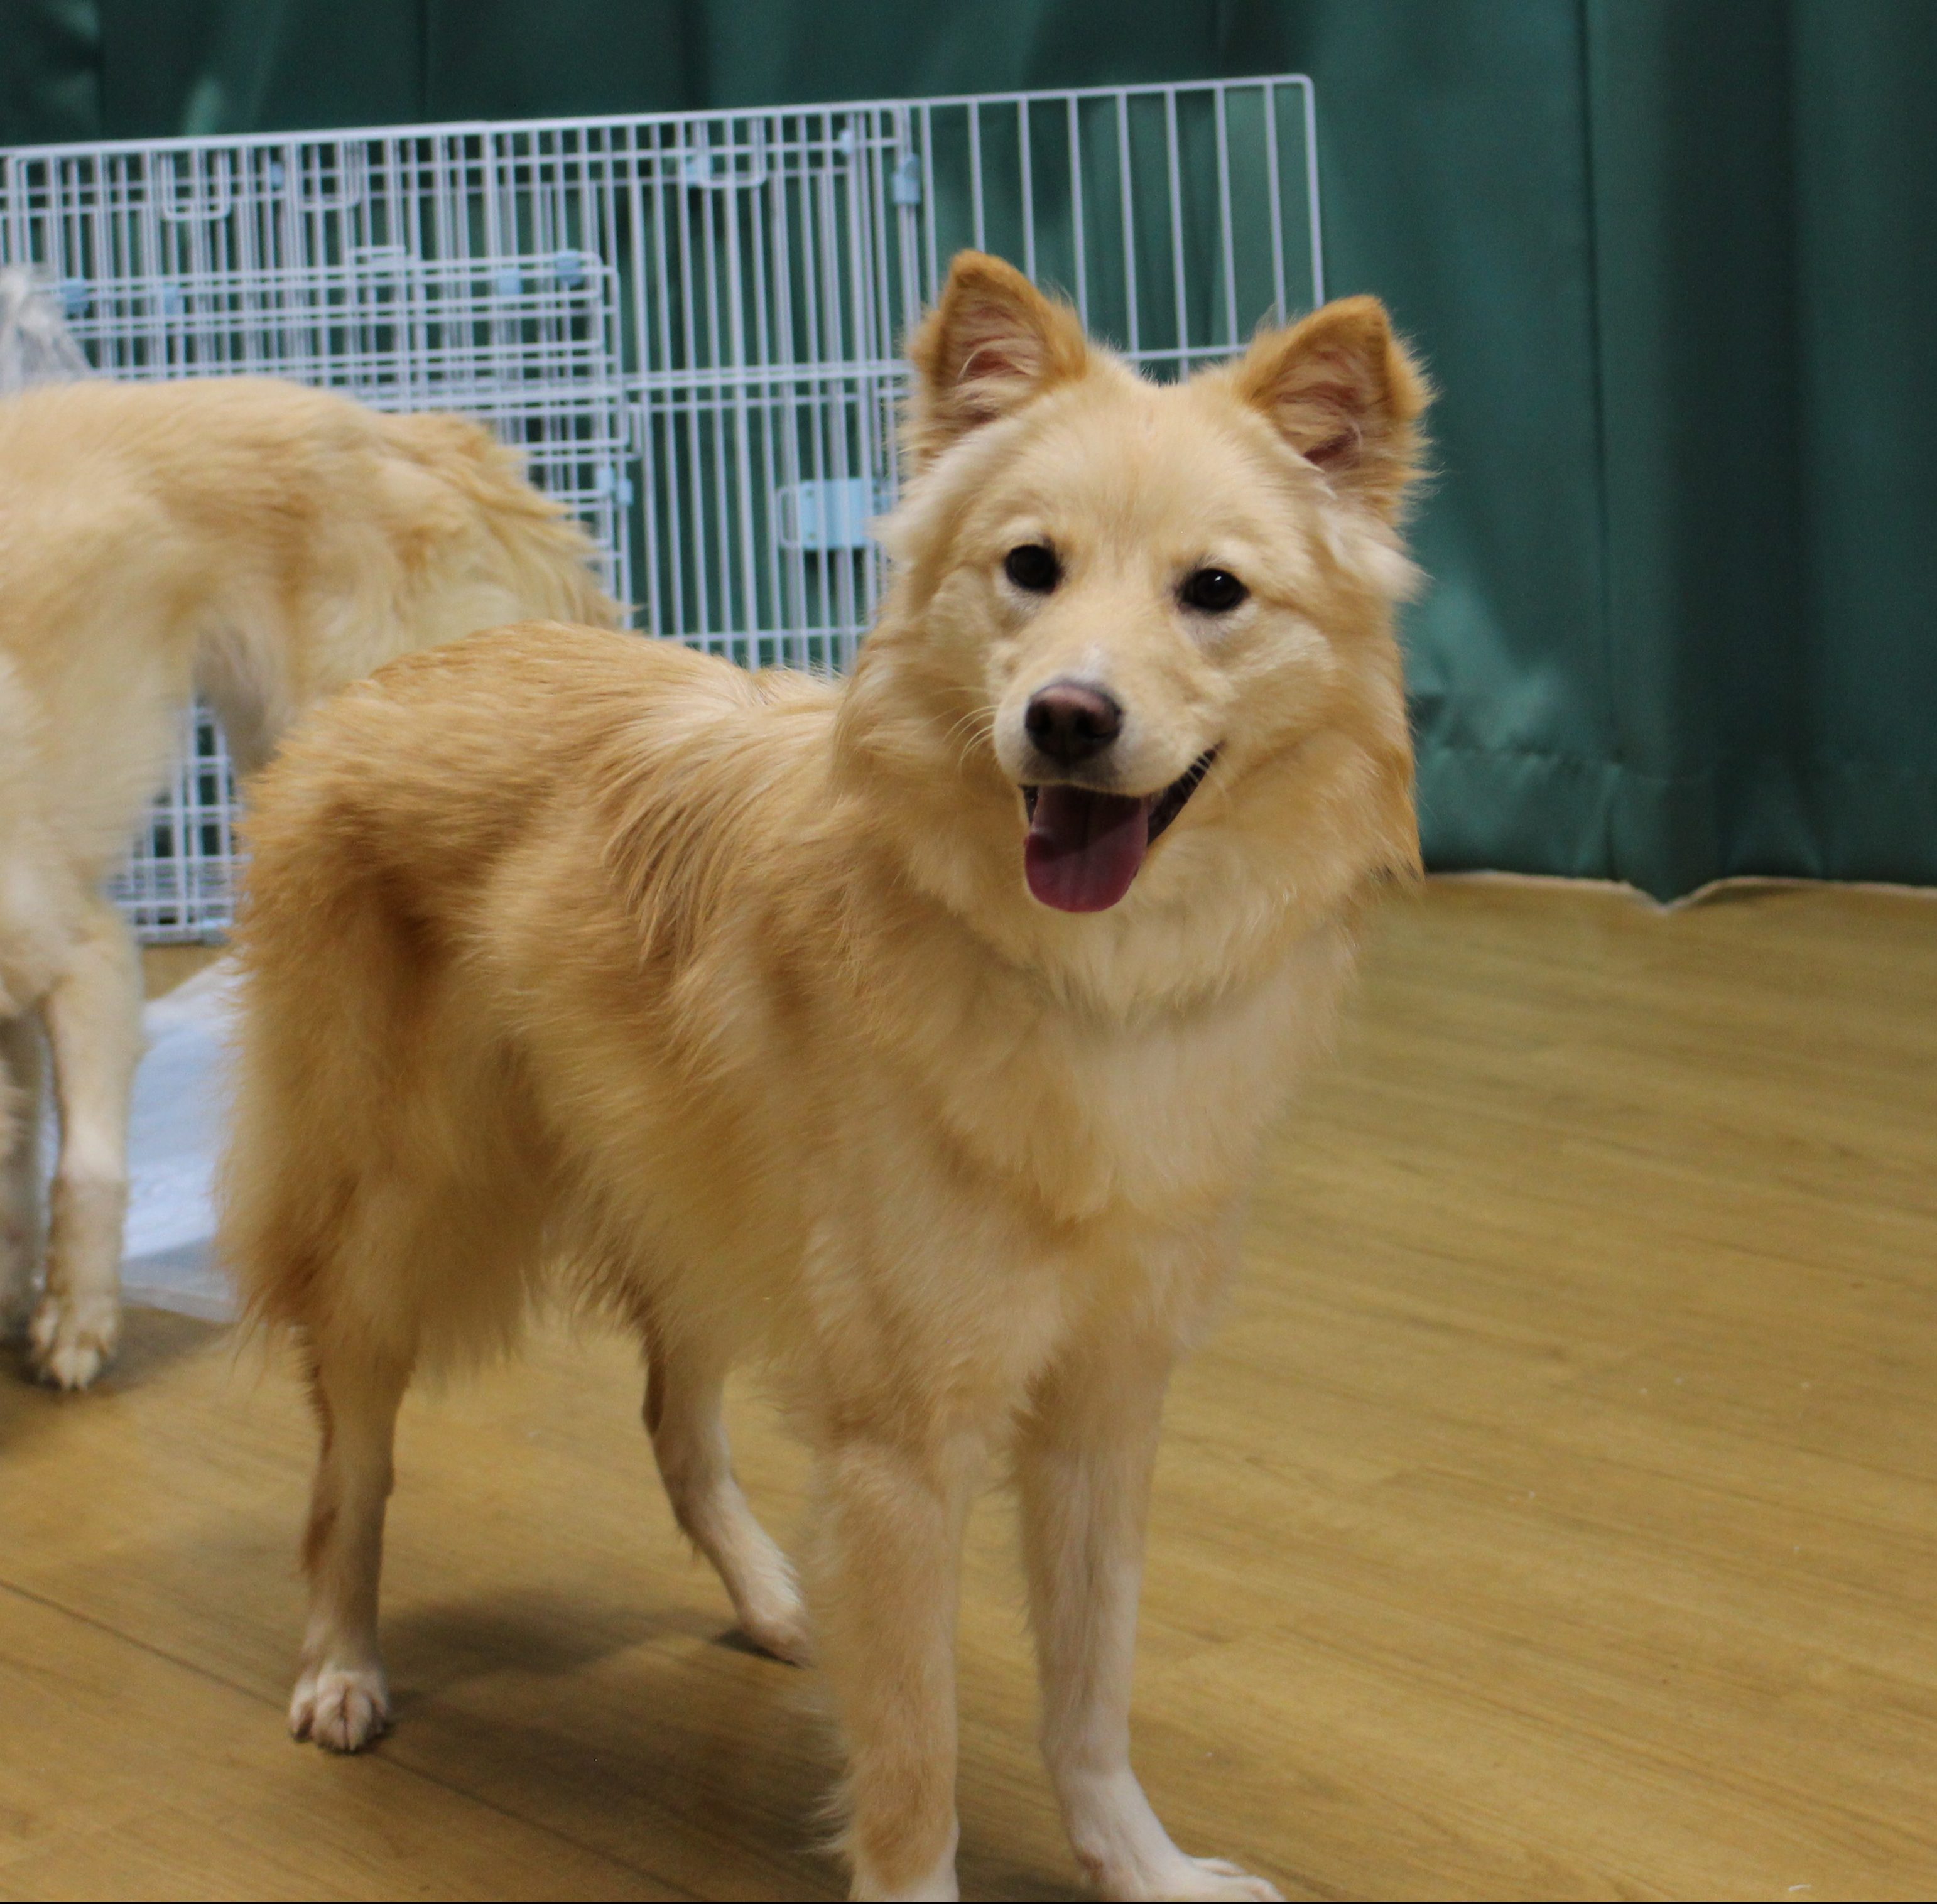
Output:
[
  {"xmin": 0, "ymin": 1009, "xmax": 45, "ymax": 1338},
  {"xmin": 290, "ymin": 1333, "xmax": 411, "ymax": 1753},
  {"xmin": 644, "ymin": 1328, "xmax": 811, "ymax": 1665},
  {"xmin": 1018, "ymin": 1331, "xmax": 1282, "ymax": 1903},
  {"xmin": 29, "ymin": 895, "xmax": 141, "ymax": 1389}
]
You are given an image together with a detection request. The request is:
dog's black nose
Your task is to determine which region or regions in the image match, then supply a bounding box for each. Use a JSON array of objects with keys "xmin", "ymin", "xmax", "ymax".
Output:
[{"xmin": 1025, "ymin": 681, "xmax": 1122, "ymax": 765}]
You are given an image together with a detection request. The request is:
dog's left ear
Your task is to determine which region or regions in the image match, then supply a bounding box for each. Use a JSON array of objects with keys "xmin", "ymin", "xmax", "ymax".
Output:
[
  {"xmin": 1237, "ymin": 296, "xmax": 1430, "ymax": 518},
  {"xmin": 904, "ymin": 251, "xmax": 1089, "ymax": 468}
]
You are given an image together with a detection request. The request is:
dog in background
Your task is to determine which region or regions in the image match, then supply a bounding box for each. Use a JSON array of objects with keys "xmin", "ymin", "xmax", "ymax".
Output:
[
  {"xmin": 0, "ymin": 374, "xmax": 622, "ymax": 1387},
  {"xmin": 222, "ymin": 253, "xmax": 1428, "ymax": 1900}
]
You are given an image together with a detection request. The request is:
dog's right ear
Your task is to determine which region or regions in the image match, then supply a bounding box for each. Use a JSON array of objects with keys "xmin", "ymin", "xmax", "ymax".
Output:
[{"xmin": 904, "ymin": 252, "xmax": 1088, "ymax": 468}]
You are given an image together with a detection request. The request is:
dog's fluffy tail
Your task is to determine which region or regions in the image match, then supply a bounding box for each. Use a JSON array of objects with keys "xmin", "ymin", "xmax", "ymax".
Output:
[
  {"xmin": 0, "ymin": 269, "xmax": 91, "ymax": 397},
  {"xmin": 219, "ymin": 676, "xmax": 552, "ymax": 1373},
  {"xmin": 190, "ymin": 392, "xmax": 633, "ymax": 765},
  {"xmin": 379, "ymin": 409, "xmax": 628, "ymax": 633}
]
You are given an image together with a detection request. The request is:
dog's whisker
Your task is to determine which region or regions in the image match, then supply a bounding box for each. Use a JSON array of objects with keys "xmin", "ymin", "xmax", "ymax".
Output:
[
  {"xmin": 945, "ymin": 703, "xmax": 997, "ymax": 744},
  {"xmin": 945, "ymin": 703, "xmax": 999, "ymax": 774}
]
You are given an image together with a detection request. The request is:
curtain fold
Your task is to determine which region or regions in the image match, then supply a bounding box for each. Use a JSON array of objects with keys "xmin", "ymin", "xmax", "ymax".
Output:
[
  {"xmin": 1, "ymin": 0, "xmax": 1929, "ymax": 898},
  {"xmin": 1585, "ymin": 0, "xmax": 1937, "ymax": 893}
]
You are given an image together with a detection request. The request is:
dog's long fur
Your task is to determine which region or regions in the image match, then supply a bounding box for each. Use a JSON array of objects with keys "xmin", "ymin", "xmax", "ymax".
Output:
[
  {"xmin": 0, "ymin": 375, "xmax": 621, "ymax": 1385},
  {"xmin": 222, "ymin": 256, "xmax": 1428, "ymax": 1901}
]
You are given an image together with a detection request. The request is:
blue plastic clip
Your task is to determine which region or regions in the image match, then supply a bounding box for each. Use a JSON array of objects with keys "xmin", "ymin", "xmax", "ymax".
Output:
[{"xmin": 595, "ymin": 466, "xmax": 636, "ymax": 506}]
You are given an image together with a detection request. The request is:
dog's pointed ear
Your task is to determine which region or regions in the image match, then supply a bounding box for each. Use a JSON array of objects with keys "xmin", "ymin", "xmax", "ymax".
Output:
[
  {"xmin": 1237, "ymin": 296, "xmax": 1430, "ymax": 518},
  {"xmin": 904, "ymin": 252, "xmax": 1089, "ymax": 467}
]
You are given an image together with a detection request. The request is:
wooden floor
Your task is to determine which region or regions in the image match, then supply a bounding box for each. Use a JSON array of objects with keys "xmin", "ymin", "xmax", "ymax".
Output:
[{"xmin": 3, "ymin": 879, "xmax": 1934, "ymax": 1901}]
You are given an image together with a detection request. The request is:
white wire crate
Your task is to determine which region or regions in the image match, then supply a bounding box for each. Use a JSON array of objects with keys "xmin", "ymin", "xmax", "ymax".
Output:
[{"xmin": 0, "ymin": 75, "xmax": 1321, "ymax": 939}]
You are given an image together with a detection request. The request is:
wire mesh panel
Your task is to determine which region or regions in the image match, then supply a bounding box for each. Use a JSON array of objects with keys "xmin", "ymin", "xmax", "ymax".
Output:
[
  {"xmin": 0, "ymin": 75, "xmax": 1320, "ymax": 938},
  {"xmin": 110, "ymin": 705, "xmax": 238, "ymax": 939},
  {"xmin": 624, "ymin": 82, "xmax": 1322, "ymax": 670}
]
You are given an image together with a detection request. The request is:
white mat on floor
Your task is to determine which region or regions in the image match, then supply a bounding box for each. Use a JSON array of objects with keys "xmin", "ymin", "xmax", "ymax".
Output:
[{"xmin": 121, "ymin": 960, "xmax": 238, "ymax": 1321}]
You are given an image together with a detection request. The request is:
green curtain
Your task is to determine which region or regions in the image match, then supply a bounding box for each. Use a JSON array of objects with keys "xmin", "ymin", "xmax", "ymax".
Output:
[{"xmin": 2, "ymin": 0, "xmax": 1930, "ymax": 899}]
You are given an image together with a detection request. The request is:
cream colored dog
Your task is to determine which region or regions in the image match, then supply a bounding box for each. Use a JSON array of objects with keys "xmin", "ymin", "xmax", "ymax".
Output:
[
  {"xmin": 222, "ymin": 254, "xmax": 1428, "ymax": 1901},
  {"xmin": 0, "ymin": 376, "xmax": 621, "ymax": 1387}
]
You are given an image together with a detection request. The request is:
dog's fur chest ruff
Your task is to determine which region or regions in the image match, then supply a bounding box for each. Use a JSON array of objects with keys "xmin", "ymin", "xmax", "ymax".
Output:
[{"xmin": 842, "ymin": 903, "xmax": 1355, "ymax": 1228}]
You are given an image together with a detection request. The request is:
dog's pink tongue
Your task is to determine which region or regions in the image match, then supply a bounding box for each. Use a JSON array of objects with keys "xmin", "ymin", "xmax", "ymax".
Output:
[{"xmin": 1024, "ymin": 786, "xmax": 1153, "ymax": 912}]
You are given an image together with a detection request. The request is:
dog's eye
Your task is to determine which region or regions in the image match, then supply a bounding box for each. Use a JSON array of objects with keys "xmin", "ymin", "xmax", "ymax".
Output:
[
  {"xmin": 1180, "ymin": 568, "xmax": 1248, "ymax": 614},
  {"xmin": 1004, "ymin": 544, "xmax": 1061, "ymax": 593}
]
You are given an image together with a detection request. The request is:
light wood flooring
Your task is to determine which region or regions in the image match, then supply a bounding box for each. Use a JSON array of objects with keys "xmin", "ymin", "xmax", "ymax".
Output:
[{"xmin": 2, "ymin": 878, "xmax": 1933, "ymax": 1901}]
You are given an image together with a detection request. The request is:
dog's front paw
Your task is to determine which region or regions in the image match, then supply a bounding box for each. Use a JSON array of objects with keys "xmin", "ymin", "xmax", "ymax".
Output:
[
  {"xmin": 28, "ymin": 1290, "xmax": 117, "ymax": 1389},
  {"xmin": 1161, "ymin": 1856, "xmax": 1282, "ymax": 1903},
  {"xmin": 1086, "ymin": 1853, "xmax": 1283, "ymax": 1903},
  {"xmin": 290, "ymin": 1663, "xmax": 391, "ymax": 1752},
  {"xmin": 739, "ymin": 1585, "xmax": 814, "ymax": 1667}
]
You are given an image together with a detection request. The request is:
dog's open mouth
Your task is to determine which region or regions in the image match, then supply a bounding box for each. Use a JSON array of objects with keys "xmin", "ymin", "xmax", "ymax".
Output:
[{"xmin": 1021, "ymin": 750, "xmax": 1217, "ymax": 913}]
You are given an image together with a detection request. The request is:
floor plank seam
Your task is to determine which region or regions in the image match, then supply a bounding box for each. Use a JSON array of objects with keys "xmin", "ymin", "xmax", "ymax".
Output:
[{"xmin": 0, "ymin": 1572, "xmax": 709, "ymax": 1901}]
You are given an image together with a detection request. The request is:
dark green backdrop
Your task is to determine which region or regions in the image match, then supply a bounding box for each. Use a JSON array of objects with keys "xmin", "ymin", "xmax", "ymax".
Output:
[{"xmin": 4, "ymin": 0, "xmax": 1931, "ymax": 897}]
